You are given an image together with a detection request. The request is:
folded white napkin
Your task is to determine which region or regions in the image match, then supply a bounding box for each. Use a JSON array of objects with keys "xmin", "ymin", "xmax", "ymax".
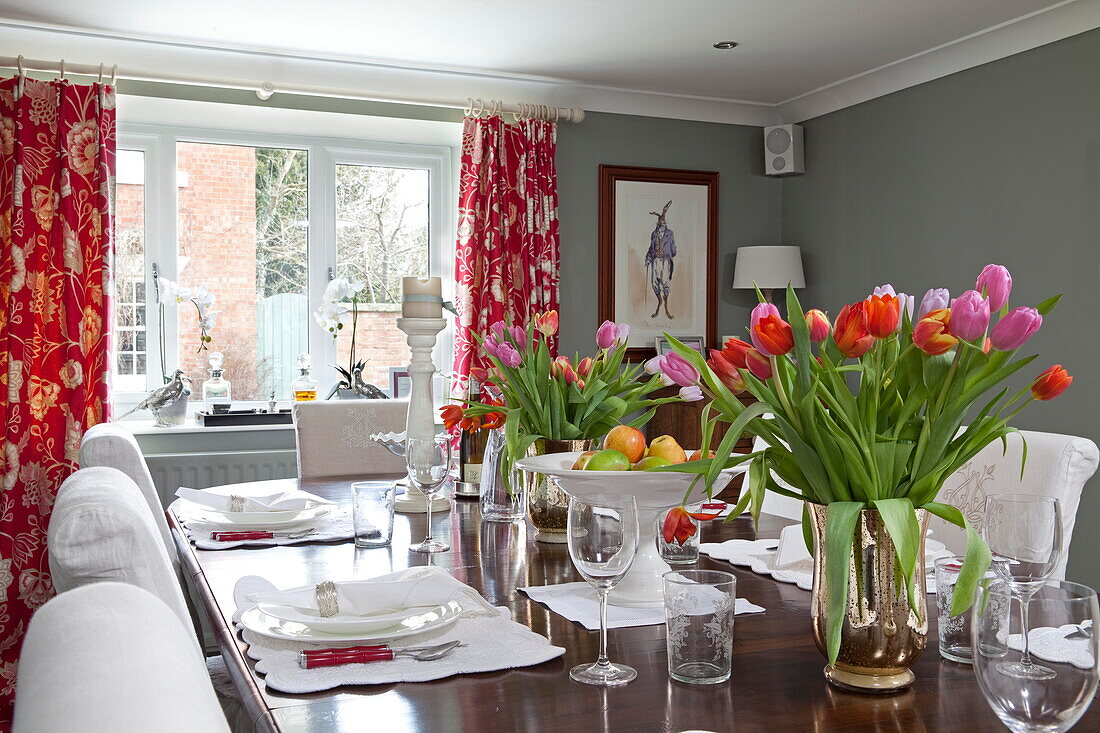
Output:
[
  {"xmin": 519, "ymin": 582, "xmax": 765, "ymax": 631},
  {"xmin": 248, "ymin": 566, "xmax": 498, "ymax": 617},
  {"xmin": 176, "ymin": 483, "xmax": 332, "ymax": 513},
  {"xmin": 234, "ymin": 571, "xmax": 564, "ymax": 693},
  {"xmin": 773, "ymin": 523, "xmax": 812, "ymax": 569}
]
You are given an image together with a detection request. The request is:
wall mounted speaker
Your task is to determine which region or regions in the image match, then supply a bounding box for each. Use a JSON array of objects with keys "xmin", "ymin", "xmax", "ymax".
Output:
[{"xmin": 764, "ymin": 124, "xmax": 804, "ymax": 176}]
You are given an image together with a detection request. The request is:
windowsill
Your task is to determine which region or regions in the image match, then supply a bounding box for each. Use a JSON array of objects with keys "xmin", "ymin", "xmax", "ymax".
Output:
[{"xmin": 121, "ymin": 416, "xmax": 296, "ymax": 436}]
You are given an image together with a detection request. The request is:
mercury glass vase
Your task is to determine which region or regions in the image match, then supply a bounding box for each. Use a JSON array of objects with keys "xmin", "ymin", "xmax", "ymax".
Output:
[
  {"xmin": 525, "ymin": 438, "xmax": 598, "ymax": 543},
  {"xmin": 808, "ymin": 504, "xmax": 929, "ymax": 693}
]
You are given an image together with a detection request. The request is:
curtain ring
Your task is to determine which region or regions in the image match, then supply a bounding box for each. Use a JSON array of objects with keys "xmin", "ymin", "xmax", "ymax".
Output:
[
  {"xmin": 16, "ymin": 55, "xmax": 24, "ymax": 77},
  {"xmin": 464, "ymin": 97, "xmax": 474, "ymax": 116},
  {"xmin": 97, "ymin": 63, "xmax": 104, "ymax": 84},
  {"xmin": 474, "ymin": 97, "xmax": 485, "ymax": 118},
  {"xmin": 110, "ymin": 64, "xmax": 118, "ymax": 86},
  {"xmin": 59, "ymin": 59, "xmax": 65, "ymax": 81}
]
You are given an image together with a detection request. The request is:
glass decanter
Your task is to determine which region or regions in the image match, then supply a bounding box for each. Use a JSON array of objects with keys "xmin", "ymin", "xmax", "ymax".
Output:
[
  {"xmin": 202, "ymin": 351, "xmax": 232, "ymax": 411},
  {"xmin": 291, "ymin": 353, "xmax": 318, "ymax": 401}
]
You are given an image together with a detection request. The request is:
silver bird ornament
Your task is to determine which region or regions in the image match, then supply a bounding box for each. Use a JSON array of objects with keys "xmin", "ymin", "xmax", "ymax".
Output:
[
  {"xmin": 352, "ymin": 365, "xmax": 388, "ymax": 400},
  {"xmin": 116, "ymin": 370, "xmax": 192, "ymax": 427}
]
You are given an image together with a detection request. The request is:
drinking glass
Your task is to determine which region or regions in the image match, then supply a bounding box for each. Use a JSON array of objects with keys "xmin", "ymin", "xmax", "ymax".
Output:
[
  {"xmin": 663, "ymin": 570, "xmax": 736, "ymax": 684},
  {"xmin": 479, "ymin": 431, "xmax": 527, "ymax": 521},
  {"xmin": 657, "ymin": 509, "xmax": 699, "ymax": 565},
  {"xmin": 351, "ymin": 482, "xmax": 395, "ymax": 548},
  {"xmin": 973, "ymin": 578, "xmax": 1098, "ymax": 732},
  {"xmin": 406, "ymin": 435, "xmax": 453, "ymax": 554},
  {"xmin": 936, "ymin": 555, "xmax": 999, "ymax": 664},
  {"xmin": 984, "ymin": 494, "xmax": 1063, "ymax": 679},
  {"xmin": 566, "ymin": 493, "xmax": 640, "ymax": 686}
]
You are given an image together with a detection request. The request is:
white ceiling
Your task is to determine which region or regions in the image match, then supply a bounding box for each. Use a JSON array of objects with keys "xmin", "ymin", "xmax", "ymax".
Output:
[{"xmin": 2, "ymin": 0, "xmax": 1097, "ymax": 123}]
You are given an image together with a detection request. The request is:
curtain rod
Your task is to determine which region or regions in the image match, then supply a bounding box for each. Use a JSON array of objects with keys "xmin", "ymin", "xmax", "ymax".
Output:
[{"xmin": 0, "ymin": 55, "xmax": 585, "ymax": 123}]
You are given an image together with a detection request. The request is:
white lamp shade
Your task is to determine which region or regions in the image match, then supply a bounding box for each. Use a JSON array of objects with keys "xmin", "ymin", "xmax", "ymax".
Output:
[{"xmin": 731, "ymin": 246, "xmax": 805, "ymax": 289}]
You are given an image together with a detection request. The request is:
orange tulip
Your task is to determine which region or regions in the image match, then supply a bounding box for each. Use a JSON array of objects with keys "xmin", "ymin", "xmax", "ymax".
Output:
[
  {"xmin": 534, "ymin": 310, "xmax": 559, "ymax": 337},
  {"xmin": 1031, "ymin": 365, "xmax": 1072, "ymax": 401},
  {"xmin": 912, "ymin": 308, "xmax": 958, "ymax": 356},
  {"xmin": 721, "ymin": 338, "xmax": 754, "ymax": 369},
  {"xmin": 662, "ymin": 505, "xmax": 723, "ymax": 545},
  {"xmin": 833, "ymin": 302, "xmax": 875, "ymax": 359},
  {"xmin": 865, "ymin": 293, "xmax": 900, "ymax": 338},
  {"xmin": 752, "ymin": 314, "xmax": 795, "ymax": 356},
  {"xmin": 805, "ymin": 309, "xmax": 831, "ymax": 342},
  {"xmin": 708, "ymin": 349, "xmax": 745, "ymax": 393},
  {"xmin": 440, "ymin": 404, "xmax": 464, "ymax": 432}
]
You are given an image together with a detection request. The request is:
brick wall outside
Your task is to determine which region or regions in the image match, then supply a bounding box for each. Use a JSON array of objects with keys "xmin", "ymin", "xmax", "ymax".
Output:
[{"xmin": 335, "ymin": 305, "xmax": 411, "ymax": 389}]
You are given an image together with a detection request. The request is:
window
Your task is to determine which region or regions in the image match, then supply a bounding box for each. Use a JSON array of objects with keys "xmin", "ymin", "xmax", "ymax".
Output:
[{"xmin": 113, "ymin": 126, "xmax": 452, "ymax": 409}]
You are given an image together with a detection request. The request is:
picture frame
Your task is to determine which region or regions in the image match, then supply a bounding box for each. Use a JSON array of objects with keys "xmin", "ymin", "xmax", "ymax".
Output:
[
  {"xmin": 655, "ymin": 335, "xmax": 705, "ymax": 357},
  {"xmin": 388, "ymin": 367, "xmax": 411, "ymax": 399},
  {"xmin": 598, "ymin": 165, "xmax": 719, "ymax": 361}
]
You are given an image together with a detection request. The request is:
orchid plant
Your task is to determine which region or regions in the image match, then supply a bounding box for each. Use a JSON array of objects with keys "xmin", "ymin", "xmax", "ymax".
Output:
[
  {"xmin": 651, "ymin": 264, "xmax": 1071, "ymax": 666},
  {"xmin": 452, "ymin": 311, "xmax": 695, "ymax": 483},
  {"xmin": 314, "ymin": 277, "xmax": 367, "ymax": 390},
  {"xmin": 156, "ymin": 277, "xmax": 218, "ymax": 381}
]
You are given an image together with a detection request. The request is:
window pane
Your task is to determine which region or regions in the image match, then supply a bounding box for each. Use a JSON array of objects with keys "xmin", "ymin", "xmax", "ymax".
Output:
[
  {"xmin": 113, "ymin": 149, "xmax": 148, "ymax": 392},
  {"xmin": 176, "ymin": 142, "xmax": 309, "ymax": 400},
  {"xmin": 334, "ymin": 165, "xmax": 428, "ymax": 389}
]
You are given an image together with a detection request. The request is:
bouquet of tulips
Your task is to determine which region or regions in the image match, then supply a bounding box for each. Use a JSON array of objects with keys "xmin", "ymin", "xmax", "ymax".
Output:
[
  {"xmin": 447, "ymin": 311, "xmax": 694, "ymax": 484},
  {"xmin": 652, "ymin": 264, "xmax": 1070, "ymax": 665}
]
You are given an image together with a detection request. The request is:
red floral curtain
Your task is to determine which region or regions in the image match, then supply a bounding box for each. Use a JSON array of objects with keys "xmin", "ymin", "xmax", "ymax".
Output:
[
  {"xmin": 0, "ymin": 76, "xmax": 114, "ymax": 725},
  {"xmin": 452, "ymin": 116, "xmax": 559, "ymax": 398}
]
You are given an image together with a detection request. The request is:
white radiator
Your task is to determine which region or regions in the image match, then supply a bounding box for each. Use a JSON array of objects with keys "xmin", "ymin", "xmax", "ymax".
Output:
[{"xmin": 146, "ymin": 449, "xmax": 298, "ymax": 504}]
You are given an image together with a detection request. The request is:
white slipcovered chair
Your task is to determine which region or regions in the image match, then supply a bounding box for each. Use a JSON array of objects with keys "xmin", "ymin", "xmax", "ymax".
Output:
[
  {"xmin": 13, "ymin": 582, "xmax": 229, "ymax": 733},
  {"xmin": 293, "ymin": 398, "xmax": 408, "ymax": 478},
  {"xmin": 47, "ymin": 467, "xmax": 250, "ymax": 732},
  {"xmin": 931, "ymin": 429, "xmax": 1098, "ymax": 579},
  {"xmin": 751, "ymin": 436, "xmax": 805, "ymax": 522}
]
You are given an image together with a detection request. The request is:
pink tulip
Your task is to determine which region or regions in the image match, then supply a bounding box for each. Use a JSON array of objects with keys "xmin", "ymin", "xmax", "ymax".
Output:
[
  {"xmin": 656, "ymin": 353, "xmax": 699, "ymax": 387},
  {"xmin": 919, "ymin": 288, "xmax": 950, "ymax": 319},
  {"xmin": 990, "ymin": 307, "xmax": 1042, "ymax": 351},
  {"xmin": 976, "ymin": 264, "xmax": 1012, "ymax": 312},
  {"xmin": 872, "ymin": 284, "xmax": 896, "ymax": 298},
  {"xmin": 615, "ymin": 322, "xmax": 631, "ymax": 344},
  {"xmin": 495, "ymin": 342, "xmax": 522, "ymax": 368},
  {"xmin": 596, "ymin": 320, "xmax": 619, "ymax": 349},
  {"xmin": 751, "ymin": 302, "xmax": 780, "ymax": 327},
  {"xmin": 678, "ymin": 385, "xmax": 704, "ymax": 402},
  {"xmin": 489, "ymin": 321, "xmax": 526, "ymax": 350},
  {"xmin": 949, "ymin": 290, "xmax": 991, "ymax": 341}
]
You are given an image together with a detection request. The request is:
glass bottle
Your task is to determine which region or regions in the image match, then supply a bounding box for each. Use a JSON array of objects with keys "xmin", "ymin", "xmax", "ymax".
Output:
[
  {"xmin": 202, "ymin": 351, "xmax": 232, "ymax": 411},
  {"xmin": 459, "ymin": 380, "xmax": 488, "ymax": 484},
  {"xmin": 291, "ymin": 353, "xmax": 318, "ymax": 402}
]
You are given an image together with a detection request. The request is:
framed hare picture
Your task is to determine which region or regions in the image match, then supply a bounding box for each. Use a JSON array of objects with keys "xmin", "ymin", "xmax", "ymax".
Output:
[{"xmin": 598, "ymin": 165, "xmax": 718, "ymax": 360}]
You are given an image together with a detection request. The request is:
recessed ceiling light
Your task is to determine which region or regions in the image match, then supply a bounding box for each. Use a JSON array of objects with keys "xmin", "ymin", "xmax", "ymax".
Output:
[{"xmin": 713, "ymin": 41, "xmax": 738, "ymax": 50}]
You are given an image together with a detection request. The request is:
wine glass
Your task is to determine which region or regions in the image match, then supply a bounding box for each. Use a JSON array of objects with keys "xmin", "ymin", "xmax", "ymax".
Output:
[
  {"xmin": 983, "ymin": 494, "xmax": 1063, "ymax": 680},
  {"xmin": 973, "ymin": 578, "xmax": 1098, "ymax": 732},
  {"xmin": 566, "ymin": 493, "xmax": 640, "ymax": 686},
  {"xmin": 406, "ymin": 435, "xmax": 453, "ymax": 554}
]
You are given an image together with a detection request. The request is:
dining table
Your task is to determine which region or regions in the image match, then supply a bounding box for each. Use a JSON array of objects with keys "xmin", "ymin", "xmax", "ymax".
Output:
[{"xmin": 170, "ymin": 475, "xmax": 1100, "ymax": 733}]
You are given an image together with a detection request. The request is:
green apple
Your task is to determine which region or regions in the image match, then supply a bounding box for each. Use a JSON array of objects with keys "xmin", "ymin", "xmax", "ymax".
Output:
[
  {"xmin": 583, "ymin": 448, "xmax": 631, "ymax": 471},
  {"xmin": 633, "ymin": 455, "xmax": 674, "ymax": 471}
]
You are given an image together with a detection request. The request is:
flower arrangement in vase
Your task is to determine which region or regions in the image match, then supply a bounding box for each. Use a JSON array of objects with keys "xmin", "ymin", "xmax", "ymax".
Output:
[
  {"xmin": 314, "ymin": 277, "xmax": 386, "ymax": 399},
  {"xmin": 445, "ymin": 311, "xmax": 693, "ymax": 541},
  {"xmin": 654, "ymin": 264, "xmax": 1070, "ymax": 692}
]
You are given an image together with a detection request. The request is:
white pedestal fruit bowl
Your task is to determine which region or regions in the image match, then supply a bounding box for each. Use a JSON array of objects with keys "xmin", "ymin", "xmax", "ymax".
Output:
[{"xmin": 516, "ymin": 451, "xmax": 748, "ymax": 608}]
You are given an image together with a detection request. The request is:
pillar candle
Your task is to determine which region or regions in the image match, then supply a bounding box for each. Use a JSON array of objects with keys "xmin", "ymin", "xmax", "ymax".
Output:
[{"xmin": 401, "ymin": 276, "xmax": 443, "ymax": 318}]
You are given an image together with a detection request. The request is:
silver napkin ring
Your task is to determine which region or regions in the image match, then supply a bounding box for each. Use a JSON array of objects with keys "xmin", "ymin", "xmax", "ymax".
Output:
[
  {"xmin": 315, "ymin": 580, "xmax": 339, "ymax": 618},
  {"xmin": 228, "ymin": 495, "xmax": 247, "ymax": 512}
]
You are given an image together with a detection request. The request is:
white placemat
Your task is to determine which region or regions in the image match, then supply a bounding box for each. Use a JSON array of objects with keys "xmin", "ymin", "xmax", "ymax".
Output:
[
  {"xmin": 1007, "ymin": 622, "xmax": 1096, "ymax": 670},
  {"xmin": 234, "ymin": 570, "xmax": 565, "ymax": 693},
  {"xmin": 519, "ymin": 582, "xmax": 765, "ymax": 630},
  {"xmin": 701, "ymin": 538, "xmax": 949, "ymax": 594},
  {"xmin": 172, "ymin": 499, "xmax": 354, "ymax": 549}
]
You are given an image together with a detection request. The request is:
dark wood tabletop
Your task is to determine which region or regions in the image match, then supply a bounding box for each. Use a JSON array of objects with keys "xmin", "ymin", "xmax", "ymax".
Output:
[{"xmin": 170, "ymin": 476, "xmax": 1100, "ymax": 733}]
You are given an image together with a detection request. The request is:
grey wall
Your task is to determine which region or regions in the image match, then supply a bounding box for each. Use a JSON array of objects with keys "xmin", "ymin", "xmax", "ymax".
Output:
[
  {"xmin": 781, "ymin": 29, "xmax": 1100, "ymax": 587},
  {"xmin": 556, "ymin": 112, "xmax": 782, "ymax": 355}
]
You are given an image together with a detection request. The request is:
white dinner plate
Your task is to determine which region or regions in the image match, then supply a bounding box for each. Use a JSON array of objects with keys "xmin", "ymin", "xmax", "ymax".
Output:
[
  {"xmin": 257, "ymin": 602, "xmax": 451, "ymax": 634},
  {"xmin": 198, "ymin": 501, "xmax": 329, "ymax": 525},
  {"xmin": 239, "ymin": 600, "xmax": 461, "ymax": 642},
  {"xmin": 197, "ymin": 505, "xmax": 332, "ymax": 530}
]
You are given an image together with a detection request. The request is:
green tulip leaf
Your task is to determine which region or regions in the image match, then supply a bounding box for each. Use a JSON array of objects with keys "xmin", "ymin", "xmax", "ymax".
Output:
[
  {"xmin": 824, "ymin": 502, "xmax": 864, "ymax": 665},
  {"xmin": 872, "ymin": 498, "xmax": 922, "ymax": 619},
  {"xmin": 924, "ymin": 501, "xmax": 992, "ymax": 615}
]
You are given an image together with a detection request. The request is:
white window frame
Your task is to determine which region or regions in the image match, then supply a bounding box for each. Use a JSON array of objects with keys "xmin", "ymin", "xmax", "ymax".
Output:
[{"xmin": 113, "ymin": 123, "xmax": 455, "ymax": 416}]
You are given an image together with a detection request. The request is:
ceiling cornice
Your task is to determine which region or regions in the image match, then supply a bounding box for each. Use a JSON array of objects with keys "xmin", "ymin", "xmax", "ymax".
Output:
[{"xmin": 3, "ymin": 2, "xmax": 1099, "ymax": 128}]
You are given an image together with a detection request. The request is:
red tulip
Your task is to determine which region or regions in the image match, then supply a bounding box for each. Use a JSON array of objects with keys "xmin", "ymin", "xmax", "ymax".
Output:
[
  {"xmin": 805, "ymin": 309, "xmax": 831, "ymax": 343},
  {"xmin": 833, "ymin": 303, "xmax": 875, "ymax": 359},
  {"xmin": 440, "ymin": 405, "xmax": 464, "ymax": 432},
  {"xmin": 912, "ymin": 309, "xmax": 958, "ymax": 356},
  {"xmin": 864, "ymin": 293, "xmax": 900, "ymax": 338},
  {"xmin": 1031, "ymin": 365, "xmax": 1072, "ymax": 401},
  {"xmin": 721, "ymin": 338, "xmax": 754, "ymax": 369},
  {"xmin": 752, "ymin": 314, "xmax": 795, "ymax": 356},
  {"xmin": 708, "ymin": 350, "xmax": 745, "ymax": 393},
  {"xmin": 577, "ymin": 356, "xmax": 594, "ymax": 378},
  {"xmin": 662, "ymin": 506, "xmax": 723, "ymax": 545},
  {"xmin": 745, "ymin": 348, "xmax": 773, "ymax": 379}
]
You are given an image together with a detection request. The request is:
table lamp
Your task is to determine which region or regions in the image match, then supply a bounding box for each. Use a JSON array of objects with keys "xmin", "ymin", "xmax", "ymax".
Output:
[{"xmin": 731, "ymin": 246, "xmax": 805, "ymax": 302}]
